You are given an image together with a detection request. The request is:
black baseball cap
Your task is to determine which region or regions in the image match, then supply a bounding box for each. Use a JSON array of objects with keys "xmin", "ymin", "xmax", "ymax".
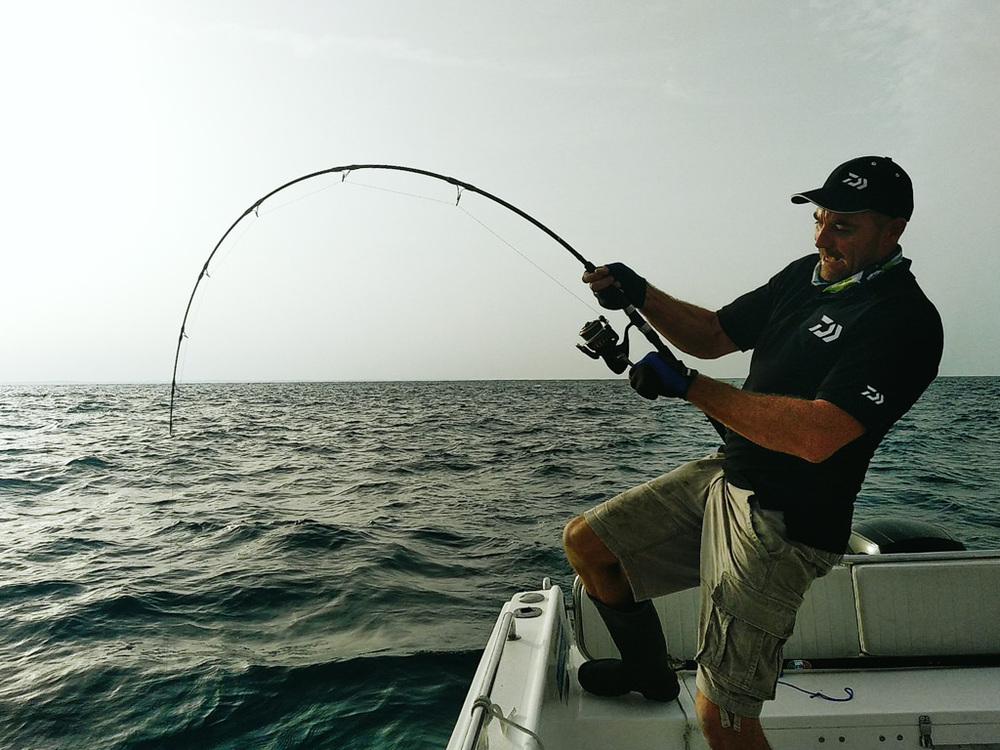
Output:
[{"xmin": 791, "ymin": 156, "xmax": 913, "ymax": 220}]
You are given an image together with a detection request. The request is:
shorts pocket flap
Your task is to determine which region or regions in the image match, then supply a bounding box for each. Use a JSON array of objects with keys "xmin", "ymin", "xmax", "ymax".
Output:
[{"xmin": 712, "ymin": 573, "xmax": 798, "ymax": 639}]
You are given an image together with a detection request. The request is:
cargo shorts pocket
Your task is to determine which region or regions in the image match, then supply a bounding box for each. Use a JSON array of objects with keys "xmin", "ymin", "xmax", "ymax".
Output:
[{"xmin": 695, "ymin": 572, "xmax": 800, "ymax": 701}]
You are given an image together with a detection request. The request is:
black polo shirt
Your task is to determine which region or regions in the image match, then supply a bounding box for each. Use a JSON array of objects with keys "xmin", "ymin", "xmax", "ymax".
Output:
[{"xmin": 716, "ymin": 253, "xmax": 943, "ymax": 553}]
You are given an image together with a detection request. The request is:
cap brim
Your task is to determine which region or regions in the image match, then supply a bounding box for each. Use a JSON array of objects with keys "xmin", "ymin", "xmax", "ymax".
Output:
[{"xmin": 789, "ymin": 189, "xmax": 869, "ymax": 214}]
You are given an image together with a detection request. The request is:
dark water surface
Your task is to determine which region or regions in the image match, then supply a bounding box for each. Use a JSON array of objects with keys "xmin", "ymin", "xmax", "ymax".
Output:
[{"xmin": 2, "ymin": 379, "xmax": 998, "ymax": 748}]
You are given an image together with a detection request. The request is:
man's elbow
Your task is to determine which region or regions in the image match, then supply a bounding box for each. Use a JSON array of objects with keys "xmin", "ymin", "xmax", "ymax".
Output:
[
  {"xmin": 800, "ymin": 441, "xmax": 842, "ymax": 464},
  {"xmin": 798, "ymin": 412, "xmax": 866, "ymax": 464},
  {"xmin": 691, "ymin": 330, "xmax": 740, "ymax": 360}
]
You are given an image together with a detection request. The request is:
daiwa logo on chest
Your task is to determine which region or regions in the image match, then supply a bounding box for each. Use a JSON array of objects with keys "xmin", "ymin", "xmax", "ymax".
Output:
[{"xmin": 809, "ymin": 315, "xmax": 842, "ymax": 342}]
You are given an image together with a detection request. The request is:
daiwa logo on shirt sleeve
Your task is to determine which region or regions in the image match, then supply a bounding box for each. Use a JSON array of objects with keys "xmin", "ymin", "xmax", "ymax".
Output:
[
  {"xmin": 862, "ymin": 385, "xmax": 885, "ymax": 405},
  {"xmin": 809, "ymin": 315, "xmax": 843, "ymax": 342}
]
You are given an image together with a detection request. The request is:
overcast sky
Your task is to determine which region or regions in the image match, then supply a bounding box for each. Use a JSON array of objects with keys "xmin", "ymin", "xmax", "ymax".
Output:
[{"xmin": 3, "ymin": 1, "xmax": 998, "ymax": 384}]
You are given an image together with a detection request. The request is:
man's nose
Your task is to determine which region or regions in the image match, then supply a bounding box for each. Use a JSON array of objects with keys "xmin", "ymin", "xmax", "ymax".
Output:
[{"xmin": 815, "ymin": 226, "xmax": 832, "ymax": 248}]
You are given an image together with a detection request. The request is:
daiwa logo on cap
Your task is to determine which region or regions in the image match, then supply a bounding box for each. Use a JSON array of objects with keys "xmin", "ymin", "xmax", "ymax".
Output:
[{"xmin": 842, "ymin": 173, "xmax": 868, "ymax": 190}]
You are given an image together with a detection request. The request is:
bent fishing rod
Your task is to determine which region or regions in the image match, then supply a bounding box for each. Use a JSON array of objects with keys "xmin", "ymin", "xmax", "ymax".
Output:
[{"xmin": 168, "ymin": 163, "xmax": 669, "ymax": 433}]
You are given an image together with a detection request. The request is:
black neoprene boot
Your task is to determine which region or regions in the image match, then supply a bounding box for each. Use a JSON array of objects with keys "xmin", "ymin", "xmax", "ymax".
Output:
[{"xmin": 577, "ymin": 596, "xmax": 680, "ymax": 702}]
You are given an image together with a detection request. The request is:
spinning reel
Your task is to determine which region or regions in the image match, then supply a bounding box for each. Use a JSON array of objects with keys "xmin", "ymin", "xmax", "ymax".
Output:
[{"xmin": 576, "ymin": 316, "xmax": 635, "ymax": 375}]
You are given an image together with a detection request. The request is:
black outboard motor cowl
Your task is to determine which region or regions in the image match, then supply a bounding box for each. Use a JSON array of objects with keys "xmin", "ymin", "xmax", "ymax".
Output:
[{"xmin": 847, "ymin": 517, "xmax": 966, "ymax": 555}]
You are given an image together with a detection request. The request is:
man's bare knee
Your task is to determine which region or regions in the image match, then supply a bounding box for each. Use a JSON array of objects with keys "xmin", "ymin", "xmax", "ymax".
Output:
[
  {"xmin": 563, "ymin": 515, "xmax": 635, "ymax": 607},
  {"xmin": 563, "ymin": 516, "xmax": 614, "ymax": 565},
  {"xmin": 562, "ymin": 515, "xmax": 590, "ymax": 554}
]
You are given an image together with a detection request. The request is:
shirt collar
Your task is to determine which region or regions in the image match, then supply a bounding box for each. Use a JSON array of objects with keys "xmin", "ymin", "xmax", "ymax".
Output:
[{"xmin": 811, "ymin": 246, "xmax": 906, "ymax": 294}]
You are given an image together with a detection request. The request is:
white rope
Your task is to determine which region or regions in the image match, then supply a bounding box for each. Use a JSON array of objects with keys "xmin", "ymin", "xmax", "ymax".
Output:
[{"xmin": 471, "ymin": 696, "xmax": 545, "ymax": 749}]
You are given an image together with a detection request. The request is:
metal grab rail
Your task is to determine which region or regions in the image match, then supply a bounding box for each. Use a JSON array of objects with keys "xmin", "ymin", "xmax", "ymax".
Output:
[{"xmin": 459, "ymin": 611, "xmax": 516, "ymax": 750}]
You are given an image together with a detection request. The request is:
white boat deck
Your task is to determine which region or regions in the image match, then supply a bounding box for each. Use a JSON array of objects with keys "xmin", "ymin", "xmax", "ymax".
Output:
[{"xmin": 558, "ymin": 652, "xmax": 1000, "ymax": 749}]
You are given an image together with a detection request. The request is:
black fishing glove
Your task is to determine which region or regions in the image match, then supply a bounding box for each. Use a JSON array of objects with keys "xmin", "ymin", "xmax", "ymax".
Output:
[
  {"xmin": 629, "ymin": 349, "xmax": 698, "ymax": 400},
  {"xmin": 594, "ymin": 263, "xmax": 648, "ymax": 310}
]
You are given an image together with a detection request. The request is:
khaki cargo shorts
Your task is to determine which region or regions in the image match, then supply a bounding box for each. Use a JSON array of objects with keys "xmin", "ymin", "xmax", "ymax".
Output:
[{"xmin": 584, "ymin": 453, "xmax": 842, "ymax": 719}]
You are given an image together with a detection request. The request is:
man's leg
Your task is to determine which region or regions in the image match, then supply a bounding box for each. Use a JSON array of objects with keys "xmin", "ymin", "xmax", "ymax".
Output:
[
  {"xmin": 562, "ymin": 515, "xmax": 678, "ymax": 702},
  {"xmin": 563, "ymin": 456, "xmax": 724, "ymax": 702},
  {"xmin": 696, "ymin": 690, "xmax": 771, "ymax": 750},
  {"xmin": 694, "ymin": 485, "xmax": 841, "ymax": 749}
]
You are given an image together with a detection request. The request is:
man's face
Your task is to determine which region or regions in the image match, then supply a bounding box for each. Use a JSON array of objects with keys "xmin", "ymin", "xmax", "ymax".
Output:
[{"xmin": 813, "ymin": 208, "xmax": 903, "ymax": 283}]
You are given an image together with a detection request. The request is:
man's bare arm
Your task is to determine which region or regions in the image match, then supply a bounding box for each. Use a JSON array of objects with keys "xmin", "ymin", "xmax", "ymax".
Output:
[
  {"xmin": 639, "ymin": 284, "xmax": 739, "ymax": 360},
  {"xmin": 687, "ymin": 376, "xmax": 866, "ymax": 463},
  {"xmin": 583, "ymin": 266, "xmax": 737, "ymax": 359}
]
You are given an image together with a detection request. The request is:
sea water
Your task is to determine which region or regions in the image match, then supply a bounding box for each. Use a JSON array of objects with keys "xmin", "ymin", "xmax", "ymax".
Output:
[{"xmin": 2, "ymin": 378, "xmax": 998, "ymax": 749}]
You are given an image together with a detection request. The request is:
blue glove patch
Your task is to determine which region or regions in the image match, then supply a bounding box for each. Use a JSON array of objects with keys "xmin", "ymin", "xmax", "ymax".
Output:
[{"xmin": 629, "ymin": 350, "xmax": 697, "ymax": 400}]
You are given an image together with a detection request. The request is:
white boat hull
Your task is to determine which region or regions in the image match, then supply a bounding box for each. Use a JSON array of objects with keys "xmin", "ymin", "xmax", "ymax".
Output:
[{"xmin": 448, "ymin": 551, "xmax": 1000, "ymax": 749}]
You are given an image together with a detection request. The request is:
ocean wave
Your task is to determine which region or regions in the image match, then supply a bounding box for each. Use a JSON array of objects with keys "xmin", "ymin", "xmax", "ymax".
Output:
[
  {"xmin": 0, "ymin": 579, "xmax": 86, "ymax": 605},
  {"xmin": 65, "ymin": 456, "xmax": 112, "ymax": 470},
  {"xmin": 268, "ymin": 519, "xmax": 375, "ymax": 553},
  {"xmin": 24, "ymin": 536, "xmax": 115, "ymax": 562},
  {"xmin": 0, "ymin": 477, "xmax": 62, "ymax": 495}
]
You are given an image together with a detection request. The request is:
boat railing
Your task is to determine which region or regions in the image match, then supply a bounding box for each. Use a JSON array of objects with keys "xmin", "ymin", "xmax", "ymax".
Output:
[{"xmin": 457, "ymin": 610, "xmax": 516, "ymax": 750}]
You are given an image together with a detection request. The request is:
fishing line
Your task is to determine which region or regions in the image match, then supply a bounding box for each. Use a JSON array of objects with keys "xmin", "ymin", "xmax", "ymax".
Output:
[
  {"xmin": 172, "ymin": 212, "xmax": 260, "ymax": 394},
  {"xmin": 201, "ymin": 212, "xmax": 259, "ymax": 278},
  {"xmin": 345, "ymin": 178, "xmax": 595, "ymax": 309},
  {"xmin": 457, "ymin": 206, "xmax": 598, "ymax": 313},
  {"xmin": 342, "ymin": 178, "xmax": 458, "ymax": 206},
  {"xmin": 253, "ymin": 178, "xmax": 343, "ymax": 217}
]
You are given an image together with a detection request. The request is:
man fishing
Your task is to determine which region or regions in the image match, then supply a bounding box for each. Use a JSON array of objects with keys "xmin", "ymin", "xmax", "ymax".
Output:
[{"xmin": 563, "ymin": 156, "xmax": 942, "ymax": 750}]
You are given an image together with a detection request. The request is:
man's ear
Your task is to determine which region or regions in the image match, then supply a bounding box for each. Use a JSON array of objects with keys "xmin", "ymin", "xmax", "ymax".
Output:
[{"xmin": 887, "ymin": 217, "xmax": 907, "ymax": 243}]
